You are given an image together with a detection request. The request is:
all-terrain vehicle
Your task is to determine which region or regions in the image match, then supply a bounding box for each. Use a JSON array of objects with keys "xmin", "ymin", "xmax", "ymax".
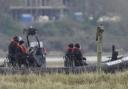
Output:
[
  {"xmin": 23, "ymin": 26, "xmax": 46, "ymax": 67},
  {"xmin": 6, "ymin": 27, "xmax": 46, "ymax": 68}
]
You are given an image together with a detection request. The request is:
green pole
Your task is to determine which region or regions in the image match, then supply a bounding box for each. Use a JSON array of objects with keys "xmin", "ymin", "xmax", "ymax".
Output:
[{"xmin": 96, "ymin": 25, "xmax": 104, "ymax": 72}]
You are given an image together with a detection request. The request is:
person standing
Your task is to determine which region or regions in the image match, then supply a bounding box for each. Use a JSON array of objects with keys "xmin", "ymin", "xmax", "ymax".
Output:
[
  {"xmin": 111, "ymin": 45, "xmax": 118, "ymax": 61},
  {"xmin": 73, "ymin": 43, "xmax": 87, "ymax": 66},
  {"xmin": 8, "ymin": 36, "xmax": 19, "ymax": 67},
  {"xmin": 64, "ymin": 43, "xmax": 74, "ymax": 67}
]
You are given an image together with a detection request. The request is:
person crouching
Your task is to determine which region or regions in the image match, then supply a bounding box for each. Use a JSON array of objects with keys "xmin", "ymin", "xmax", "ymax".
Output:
[{"xmin": 16, "ymin": 40, "xmax": 28, "ymax": 68}]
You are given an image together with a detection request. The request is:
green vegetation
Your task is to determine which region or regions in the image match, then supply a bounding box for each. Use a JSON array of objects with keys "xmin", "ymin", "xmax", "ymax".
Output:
[
  {"xmin": 34, "ymin": 19, "xmax": 128, "ymax": 54},
  {"xmin": 1, "ymin": 0, "xmax": 128, "ymax": 55},
  {"xmin": 34, "ymin": 19, "xmax": 96, "ymax": 52},
  {"xmin": 0, "ymin": 13, "xmax": 21, "ymax": 36},
  {"xmin": 0, "ymin": 12, "xmax": 22, "ymax": 52},
  {"xmin": 47, "ymin": 61, "xmax": 64, "ymax": 67},
  {"xmin": 0, "ymin": 72, "xmax": 128, "ymax": 89},
  {"xmin": 0, "ymin": 13, "xmax": 128, "ymax": 55}
]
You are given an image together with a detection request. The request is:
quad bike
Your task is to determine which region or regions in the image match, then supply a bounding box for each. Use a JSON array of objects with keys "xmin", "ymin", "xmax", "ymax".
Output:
[
  {"xmin": 5, "ymin": 27, "xmax": 46, "ymax": 68},
  {"xmin": 23, "ymin": 27, "xmax": 46, "ymax": 68}
]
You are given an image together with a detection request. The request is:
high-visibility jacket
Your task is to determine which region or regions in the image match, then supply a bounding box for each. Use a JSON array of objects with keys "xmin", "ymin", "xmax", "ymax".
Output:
[{"xmin": 8, "ymin": 40, "xmax": 19, "ymax": 56}]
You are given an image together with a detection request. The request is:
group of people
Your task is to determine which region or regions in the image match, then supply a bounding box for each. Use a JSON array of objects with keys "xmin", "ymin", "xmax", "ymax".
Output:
[
  {"xmin": 8, "ymin": 35, "xmax": 87, "ymax": 68},
  {"xmin": 64, "ymin": 43, "xmax": 87, "ymax": 67},
  {"xmin": 8, "ymin": 36, "xmax": 28, "ymax": 67}
]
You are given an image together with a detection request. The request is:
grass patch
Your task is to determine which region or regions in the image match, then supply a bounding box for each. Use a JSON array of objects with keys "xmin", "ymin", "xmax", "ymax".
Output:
[
  {"xmin": 0, "ymin": 72, "xmax": 128, "ymax": 89},
  {"xmin": 47, "ymin": 61, "xmax": 64, "ymax": 67}
]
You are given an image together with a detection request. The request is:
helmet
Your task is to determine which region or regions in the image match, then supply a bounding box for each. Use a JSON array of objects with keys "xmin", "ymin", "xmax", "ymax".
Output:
[
  {"xmin": 75, "ymin": 43, "xmax": 80, "ymax": 48},
  {"xmin": 68, "ymin": 43, "xmax": 74, "ymax": 48},
  {"xmin": 13, "ymin": 36, "xmax": 19, "ymax": 42},
  {"xmin": 18, "ymin": 36, "xmax": 23, "ymax": 41}
]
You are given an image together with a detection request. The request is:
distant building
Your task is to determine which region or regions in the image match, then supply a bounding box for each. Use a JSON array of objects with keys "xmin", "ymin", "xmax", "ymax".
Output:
[
  {"xmin": 2, "ymin": 0, "xmax": 109, "ymax": 22},
  {"xmin": 0, "ymin": 0, "xmax": 10, "ymax": 12},
  {"xmin": 9, "ymin": 0, "xmax": 68, "ymax": 22}
]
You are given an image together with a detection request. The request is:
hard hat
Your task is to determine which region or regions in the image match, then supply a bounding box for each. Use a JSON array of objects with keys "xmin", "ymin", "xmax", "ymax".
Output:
[{"xmin": 18, "ymin": 36, "xmax": 23, "ymax": 41}]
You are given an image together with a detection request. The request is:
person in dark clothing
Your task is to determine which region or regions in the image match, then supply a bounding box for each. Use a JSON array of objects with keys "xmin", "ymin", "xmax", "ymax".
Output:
[
  {"xmin": 8, "ymin": 36, "xmax": 19, "ymax": 67},
  {"xmin": 73, "ymin": 43, "xmax": 87, "ymax": 66},
  {"xmin": 64, "ymin": 43, "xmax": 74, "ymax": 67},
  {"xmin": 111, "ymin": 45, "xmax": 118, "ymax": 61}
]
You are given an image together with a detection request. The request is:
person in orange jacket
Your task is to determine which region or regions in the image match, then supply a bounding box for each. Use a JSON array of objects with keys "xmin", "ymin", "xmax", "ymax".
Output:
[
  {"xmin": 8, "ymin": 36, "xmax": 19, "ymax": 66},
  {"xmin": 73, "ymin": 43, "xmax": 87, "ymax": 66},
  {"xmin": 16, "ymin": 40, "xmax": 28, "ymax": 67},
  {"xmin": 64, "ymin": 43, "xmax": 74, "ymax": 67}
]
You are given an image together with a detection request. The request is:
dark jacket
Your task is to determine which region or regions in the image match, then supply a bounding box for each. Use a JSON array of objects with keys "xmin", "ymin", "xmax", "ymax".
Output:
[
  {"xmin": 73, "ymin": 48, "xmax": 83, "ymax": 60},
  {"xmin": 8, "ymin": 41, "xmax": 18, "ymax": 56}
]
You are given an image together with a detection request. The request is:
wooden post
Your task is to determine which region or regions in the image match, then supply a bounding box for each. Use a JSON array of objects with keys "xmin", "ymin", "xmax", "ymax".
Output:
[{"xmin": 96, "ymin": 24, "xmax": 104, "ymax": 72}]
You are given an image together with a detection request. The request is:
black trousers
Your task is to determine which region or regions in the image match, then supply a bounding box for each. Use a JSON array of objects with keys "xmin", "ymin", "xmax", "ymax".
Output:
[{"xmin": 17, "ymin": 54, "xmax": 28, "ymax": 67}]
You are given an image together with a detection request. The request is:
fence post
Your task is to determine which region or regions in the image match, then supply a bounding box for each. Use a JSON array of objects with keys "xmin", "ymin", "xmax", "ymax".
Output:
[{"xmin": 96, "ymin": 24, "xmax": 104, "ymax": 72}]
